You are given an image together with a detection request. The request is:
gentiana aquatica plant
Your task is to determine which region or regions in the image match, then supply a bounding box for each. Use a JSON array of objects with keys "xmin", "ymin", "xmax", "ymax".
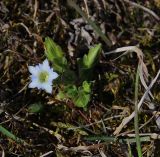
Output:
[{"xmin": 29, "ymin": 37, "xmax": 101, "ymax": 109}]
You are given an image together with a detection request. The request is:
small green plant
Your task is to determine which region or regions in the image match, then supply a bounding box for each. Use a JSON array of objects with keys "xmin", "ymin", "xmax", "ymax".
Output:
[
  {"xmin": 28, "ymin": 37, "xmax": 101, "ymax": 109},
  {"xmin": 44, "ymin": 37, "xmax": 101, "ymax": 109}
]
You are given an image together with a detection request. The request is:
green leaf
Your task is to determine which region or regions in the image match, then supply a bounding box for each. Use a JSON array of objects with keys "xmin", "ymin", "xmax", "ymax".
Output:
[
  {"xmin": 56, "ymin": 85, "xmax": 78, "ymax": 101},
  {"xmin": 78, "ymin": 44, "xmax": 101, "ymax": 81},
  {"xmin": 44, "ymin": 37, "xmax": 77, "ymax": 83},
  {"xmin": 73, "ymin": 89, "xmax": 90, "ymax": 108},
  {"xmin": 56, "ymin": 90, "xmax": 66, "ymax": 100},
  {"xmin": 28, "ymin": 102, "xmax": 44, "ymax": 113},
  {"xmin": 44, "ymin": 37, "xmax": 64, "ymax": 59},
  {"xmin": 82, "ymin": 81, "xmax": 91, "ymax": 93},
  {"xmin": 65, "ymin": 85, "xmax": 78, "ymax": 98},
  {"xmin": 52, "ymin": 57, "xmax": 68, "ymax": 73},
  {"xmin": 77, "ymin": 59, "xmax": 91, "ymax": 81},
  {"xmin": 44, "ymin": 37, "xmax": 68, "ymax": 73},
  {"xmin": 83, "ymin": 44, "xmax": 101, "ymax": 68},
  {"xmin": 73, "ymin": 81, "xmax": 91, "ymax": 108},
  {"xmin": 57, "ymin": 82, "xmax": 91, "ymax": 109}
]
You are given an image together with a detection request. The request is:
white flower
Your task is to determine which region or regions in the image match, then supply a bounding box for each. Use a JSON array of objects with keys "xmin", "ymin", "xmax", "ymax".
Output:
[{"xmin": 28, "ymin": 59, "xmax": 58, "ymax": 93}]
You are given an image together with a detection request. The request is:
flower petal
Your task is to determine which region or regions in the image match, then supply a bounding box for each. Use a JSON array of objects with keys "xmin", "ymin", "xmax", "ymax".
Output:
[
  {"xmin": 29, "ymin": 79, "xmax": 39, "ymax": 88},
  {"xmin": 48, "ymin": 71, "xmax": 58, "ymax": 82},
  {"xmin": 42, "ymin": 59, "xmax": 50, "ymax": 71},
  {"xmin": 41, "ymin": 83, "xmax": 52, "ymax": 93},
  {"xmin": 28, "ymin": 65, "xmax": 40, "ymax": 76}
]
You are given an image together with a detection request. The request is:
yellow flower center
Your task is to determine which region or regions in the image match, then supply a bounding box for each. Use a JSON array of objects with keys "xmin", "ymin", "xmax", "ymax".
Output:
[{"xmin": 39, "ymin": 71, "xmax": 49, "ymax": 83}]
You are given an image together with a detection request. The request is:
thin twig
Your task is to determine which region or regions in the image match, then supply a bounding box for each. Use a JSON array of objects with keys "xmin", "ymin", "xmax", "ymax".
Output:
[{"xmin": 19, "ymin": 23, "xmax": 32, "ymax": 36}]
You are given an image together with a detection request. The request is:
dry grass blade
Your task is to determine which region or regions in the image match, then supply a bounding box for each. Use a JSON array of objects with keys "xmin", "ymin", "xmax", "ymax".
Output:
[
  {"xmin": 124, "ymin": 133, "xmax": 160, "ymax": 140},
  {"xmin": 113, "ymin": 69, "xmax": 160, "ymax": 135},
  {"xmin": 99, "ymin": 149, "xmax": 107, "ymax": 157},
  {"xmin": 33, "ymin": 0, "xmax": 38, "ymax": 20},
  {"xmin": 40, "ymin": 151, "xmax": 54, "ymax": 157},
  {"xmin": 123, "ymin": 0, "xmax": 160, "ymax": 22},
  {"xmin": 57, "ymin": 144, "xmax": 102, "ymax": 153},
  {"xmin": 105, "ymin": 46, "xmax": 154, "ymax": 98},
  {"xmin": 0, "ymin": 145, "xmax": 5, "ymax": 157}
]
